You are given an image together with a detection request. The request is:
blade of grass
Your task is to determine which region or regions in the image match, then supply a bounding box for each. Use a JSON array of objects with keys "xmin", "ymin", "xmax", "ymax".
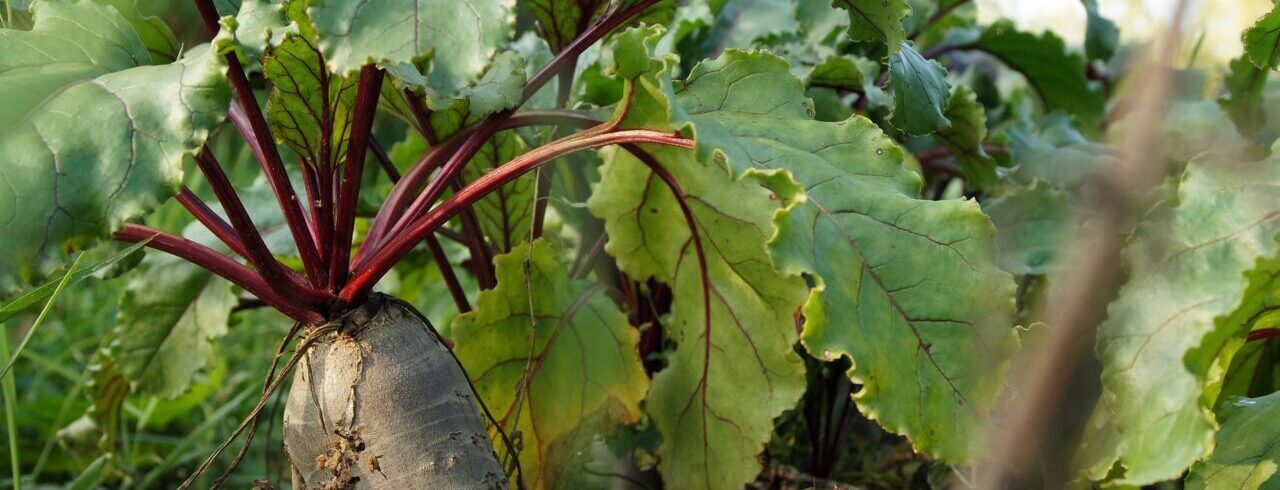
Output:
[
  {"xmin": 29, "ymin": 376, "xmax": 82, "ymax": 481},
  {"xmin": 0, "ymin": 325, "xmax": 19, "ymax": 490},
  {"xmin": 65, "ymin": 454, "xmax": 109, "ymax": 490},
  {"xmin": 140, "ymin": 387, "xmax": 251, "ymax": 489},
  {"xmin": 0, "ymin": 240, "xmax": 150, "ymax": 325},
  {"xmin": 0, "ymin": 252, "xmax": 85, "ymax": 380}
]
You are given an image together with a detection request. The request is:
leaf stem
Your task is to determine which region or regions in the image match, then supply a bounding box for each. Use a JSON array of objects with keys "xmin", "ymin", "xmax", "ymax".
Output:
[
  {"xmin": 225, "ymin": 87, "xmax": 325, "ymax": 287},
  {"xmin": 193, "ymin": 148, "xmax": 331, "ymax": 306},
  {"xmin": 909, "ymin": 0, "xmax": 971, "ymax": 39},
  {"xmin": 193, "ymin": 3, "xmax": 324, "ymax": 286},
  {"xmin": 176, "ymin": 187, "xmax": 248, "ymax": 259},
  {"xmin": 451, "ymin": 178, "xmax": 497, "ymax": 289},
  {"xmin": 364, "ymin": 0, "xmax": 656, "ymax": 257},
  {"xmin": 368, "ymin": 138, "xmax": 400, "ymax": 181},
  {"xmin": 358, "ymin": 110, "xmax": 603, "ymax": 258},
  {"xmin": 403, "ymin": 88, "xmax": 439, "ymax": 145},
  {"xmin": 425, "ymin": 234, "xmax": 473, "ymax": 313},
  {"xmin": 367, "ymin": 138, "xmax": 471, "ymax": 313},
  {"xmin": 328, "ymin": 66, "xmax": 384, "ymax": 292},
  {"xmin": 341, "ymin": 128, "xmax": 693, "ymax": 304},
  {"xmin": 1247, "ymin": 328, "xmax": 1280, "ymax": 342},
  {"xmin": 531, "ymin": 55, "xmax": 583, "ymax": 239},
  {"xmin": 299, "ymin": 163, "xmax": 331, "ymax": 287},
  {"xmin": 113, "ymin": 225, "xmax": 324, "ymax": 324}
]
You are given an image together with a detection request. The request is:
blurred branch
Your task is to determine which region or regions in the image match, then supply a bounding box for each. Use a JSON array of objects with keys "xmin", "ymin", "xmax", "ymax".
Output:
[{"xmin": 973, "ymin": 1, "xmax": 1191, "ymax": 488}]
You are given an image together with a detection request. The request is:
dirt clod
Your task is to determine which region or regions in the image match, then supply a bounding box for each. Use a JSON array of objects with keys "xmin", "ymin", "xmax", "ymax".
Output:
[
  {"xmin": 312, "ymin": 426, "xmax": 367, "ymax": 490},
  {"xmin": 367, "ymin": 454, "xmax": 387, "ymax": 480}
]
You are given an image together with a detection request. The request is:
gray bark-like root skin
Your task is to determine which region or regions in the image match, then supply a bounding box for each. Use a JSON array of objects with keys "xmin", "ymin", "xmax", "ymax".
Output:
[{"xmin": 284, "ymin": 295, "xmax": 508, "ymax": 490}]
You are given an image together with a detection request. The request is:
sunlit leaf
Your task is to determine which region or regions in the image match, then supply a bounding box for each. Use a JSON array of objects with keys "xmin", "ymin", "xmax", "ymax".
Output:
[
  {"xmin": 588, "ymin": 27, "xmax": 809, "ymax": 490},
  {"xmin": 1187, "ymin": 392, "xmax": 1280, "ymax": 489},
  {"xmin": 0, "ymin": 0, "xmax": 229, "ymax": 293},
  {"xmin": 832, "ymin": 0, "xmax": 909, "ymax": 54},
  {"xmin": 309, "ymin": 0, "xmax": 514, "ymax": 100},
  {"xmin": 453, "ymin": 239, "xmax": 648, "ymax": 489},
  {"xmin": 1245, "ymin": 4, "xmax": 1280, "ymax": 71},
  {"xmin": 1080, "ymin": 157, "xmax": 1280, "ymax": 485}
]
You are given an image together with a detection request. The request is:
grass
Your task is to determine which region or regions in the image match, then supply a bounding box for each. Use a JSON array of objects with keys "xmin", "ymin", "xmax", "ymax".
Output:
[{"xmin": 0, "ymin": 253, "xmax": 83, "ymax": 489}]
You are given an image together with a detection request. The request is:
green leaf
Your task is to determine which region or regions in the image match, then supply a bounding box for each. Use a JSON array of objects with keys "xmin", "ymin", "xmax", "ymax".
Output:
[
  {"xmin": 745, "ymin": 95, "xmax": 1014, "ymax": 464},
  {"xmin": 526, "ymin": 0, "xmax": 604, "ymax": 51},
  {"xmin": 228, "ymin": 0, "xmax": 295, "ymax": 59},
  {"xmin": 84, "ymin": 351, "xmax": 129, "ymax": 451},
  {"xmin": 795, "ymin": 0, "xmax": 847, "ymax": 45},
  {"xmin": 452, "ymin": 239, "xmax": 648, "ymax": 489},
  {"xmin": 0, "ymin": 0, "xmax": 229, "ymax": 293},
  {"xmin": 606, "ymin": 25, "xmax": 1014, "ymax": 477},
  {"xmin": 460, "ymin": 131, "xmax": 534, "ymax": 253},
  {"xmin": 966, "ymin": 20, "xmax": 1104, "ymax": 127},
  {"xmin": 807, "ymin": 54, "xmax": 867, "ymax": 90},
  {"xmin": 712, "ymin": 0, "xmax": 801, "ymax": 49},
  {"xmin": 888, "ymin": 43, "xmax": 952, "ymax": 135},
  {"xmin": 832, "ymin": 0, "xmax": 910, "ymax": 54},
  {"xmin": 0, "ymin": 240, "xmax": 148, "ymax": 326},
  {"xmin": 309, "ymin": 0, "xmax": 514, "ymax": 98},
  {"xmin": 526, "ymin": 0, "xmax": 676, "ymax": 53},
  {"xmin": 108, "ymin": 247, "xmax": 236, "ymax": 399},
  {"xmin": 1082, "ymin": 0, "xmax": 1118, "ymax": 61},
  {"xmin": 263, "ymin": 27, "xmax": 357, "ymax": 169},
  {"xmin": 588, "ymin": 28, "xmax": 809, "ymax": 489},
  {"xmin": 453, "ymin": 50, "xmax": 526, "ymax": 116},
  {"xmin": 1218, "ymin": 55, "xmax": 1268, "ymax": 140},
  {"xmin": 982, "ymin": 181, "xmax": 1069, "ymax": 275},
  {"xmin": 1245, "ymin": 4, "xmax": 1280, "ymax": 71},
  {"xmin": 379, "ymin": 50, "xmax": 526, "ymax": 135},
  {"xmin": 1080, "ymin": 158, "xmax": 1280, "ymax": 485},
  {"xmin": 96, "ymin": 0, "xmax": 180, "ymax": 63},
  {"xmin": 66, "ymin": 454, "xmax": 111, "ymax": 490},
  {"xmin": 1209, "ymin": 255, "xmax": 1280, "ymax": 405},
  {"xmin": 935, "ymin": 84, "xmax": 996, "ymax": 187},
  {"xmin": 1006, "ymin": 115, "xmax": 1111, "ymax": 188},
  {"xmin": 1186, "ymin": 392, "xmax": 1280, "ymax": 489},
  {"xmin": 1217, "ymin": 335, "xmax": 1280, "ymax": 405}
]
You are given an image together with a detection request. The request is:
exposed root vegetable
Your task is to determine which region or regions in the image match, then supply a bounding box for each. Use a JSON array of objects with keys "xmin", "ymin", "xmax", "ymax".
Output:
[{"xmin": 284, "ymin": 295, "xmax": 507, "ymax": 489}]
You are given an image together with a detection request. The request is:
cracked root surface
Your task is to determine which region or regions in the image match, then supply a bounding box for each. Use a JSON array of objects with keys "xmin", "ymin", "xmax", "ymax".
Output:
[{"xmin": 284, "ymin": 295, "xmax": 507, "ymax": 490}]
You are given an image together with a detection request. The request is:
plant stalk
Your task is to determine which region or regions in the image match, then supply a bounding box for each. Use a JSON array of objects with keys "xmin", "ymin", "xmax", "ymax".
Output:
[
  {"xmin": 358, "ymin": 110, "xmax": 603, "ymax": 259},
  {"xmin": 328, "ymin": 66, "xmax": 384, "ymax": 293},
  {"xmin": 114, "ymin": 225, "xmax": 324, "ymax": 324},
  {"xmin": 363, "ymin": 0, "xmax": 656, "ymax": 256},
  {"xmin": 367, "ymin": 138, "xmax": 472, "ymax": 313},
  {"xmin": 193, "ymin": 148, "xmax": 330, "ymax": 306},
  {"xmin": 342, "ymin": 129, "xmax": 692, "ymax": 303},
  {"xmin": 176, "ymin": 187, "xmax": 248, "ymax": 259}
]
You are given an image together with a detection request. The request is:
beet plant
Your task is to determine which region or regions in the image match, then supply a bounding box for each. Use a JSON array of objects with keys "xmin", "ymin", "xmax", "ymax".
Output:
[{"xmin": 5, "ymin": 0, "xmax": 1280, "ymax": 489}]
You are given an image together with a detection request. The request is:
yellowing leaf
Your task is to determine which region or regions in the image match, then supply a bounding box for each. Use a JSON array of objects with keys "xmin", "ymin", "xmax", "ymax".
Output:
[
  {"xmin": 1081, "ymin": 158, "xmax": 1280, "ymax": 485},
  {"xmin": 589, "ymin": 27, "xmax": 809, "ymax": 490},
  {"xmin": 453, "ymin": 239, "xmax": 648, "ymax": 489}
]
